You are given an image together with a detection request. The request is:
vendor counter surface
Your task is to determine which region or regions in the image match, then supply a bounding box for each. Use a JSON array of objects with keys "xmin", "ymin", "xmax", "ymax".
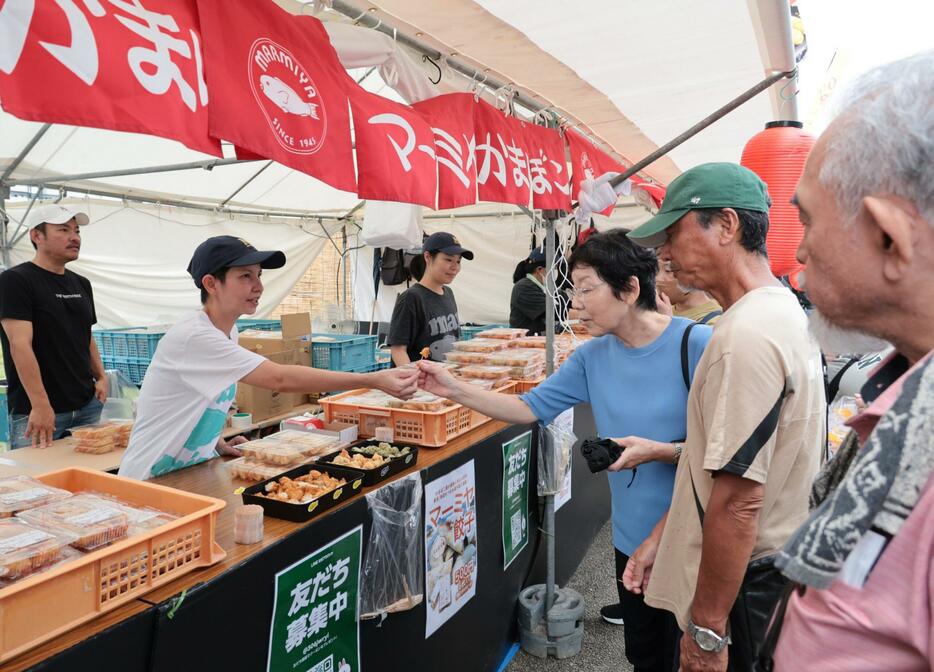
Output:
[
  {"xmin": 0, "ymin": 437, "xmax": 125, "ymax": 477},
  {"xmin": 8, "ymin": 408, "xmax": 609, "ymax": 672}
]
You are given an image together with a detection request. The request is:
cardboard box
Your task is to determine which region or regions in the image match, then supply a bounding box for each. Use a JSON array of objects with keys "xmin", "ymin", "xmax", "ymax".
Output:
[
  {"xmin": 238, "ymin": 313, "xmax": 312, "ymax": 366},
  {"xmin": 235, "ymin": 349, "xmax": 299, "ymax": 421}
]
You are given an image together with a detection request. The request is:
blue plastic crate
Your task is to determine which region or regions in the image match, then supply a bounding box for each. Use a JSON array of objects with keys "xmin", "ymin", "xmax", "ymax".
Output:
[
  {"xmin": 122, "ymin": 329, "xmax": 166, "ymax": 359},
  {"xmin": 310, "ymin": 333, "xmax": 377, "ymax": 371},
  {"xmin": 236, "ymin": 319, "xmax": 281, "ymax": 332},
  {"xmin": 460, "ymin": 323, "xmax": 507, "ymax": 341},
  {"xmin": 101, "ymin": 355, "xmax": 150, "ymax": 386}
]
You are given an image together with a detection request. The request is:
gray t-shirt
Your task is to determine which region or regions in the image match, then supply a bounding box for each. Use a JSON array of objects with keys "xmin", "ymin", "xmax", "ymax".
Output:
[{"xmin": 388, "ymin": 284, "xmax": 460, "ymax": 362}]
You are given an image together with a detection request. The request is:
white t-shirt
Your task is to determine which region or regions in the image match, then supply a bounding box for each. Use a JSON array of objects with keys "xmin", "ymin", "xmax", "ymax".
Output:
[{"xmin": 118, "ymin": 311, "xmax": 265, "ymax": 480}]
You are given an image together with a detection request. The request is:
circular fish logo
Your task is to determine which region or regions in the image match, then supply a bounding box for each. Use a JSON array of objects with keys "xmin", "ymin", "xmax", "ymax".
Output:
[{"xmin": 248, "ymin": 38, "xmax": 328, "ymax": 155}]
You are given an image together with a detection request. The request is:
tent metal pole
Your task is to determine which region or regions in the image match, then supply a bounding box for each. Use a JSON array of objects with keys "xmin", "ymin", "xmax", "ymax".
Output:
[
  {"xmin": 0, "ymin": 185, "xmax": 11, "ymax": 268},
  {"xmin": 0, "ymin": 123, "xmax": 51, "ymax": 184},
  {"xmin": 543, "ymin": 214, "xmax": 557, "ymax": 613},
  {"xmin": 13, "ymin": 157, "xmax": 258, "ymax": 187},
  {"xmin": 341, "ymin": 200, "xmax": 366, "ymax": 220},
  {"xmin": 7, "ymin": 191, "xmax": 43, "ymax": 248},
  {"xmin": 606, "ymin": 69, "xmax": 795, "ymax": 190},
  {"xmin": 219, "ymin": 161, "xmax": 274, "ymax": 207},
  {"xmin": 12, "ymin": 182, "xmax": 345, "ymax": 221}
]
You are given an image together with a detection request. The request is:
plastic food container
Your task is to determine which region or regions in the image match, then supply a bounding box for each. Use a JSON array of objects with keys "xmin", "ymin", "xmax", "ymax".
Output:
[
  {"xmin": 488, "ymin": 348, "xmax": 546, "ymax": 367},
  {"xmin": 0, "ymin": 519, "xmax": 79, "ymax": 580},
  {"xmin": 510, "ymin": 336, "xmax": 547, "ymax": 349},
  {"xmin": 263, "ymin": 431, "xmax": 343, "ymax": 457},
  {"xmin": 451, "ymin": 338, "xmax": 508, "ymax": 353},
  {"xmin": 226, "ymin": 457, "xmax": 292, "ymax": 482},
  {"xmin": 241, "ymin": 463, "xmax": 365, "ymax": 522},
  {"xmin": 318, "ymin": 441, "xmax": 419, "ymax": 487},
  {"xmin": 17, "ymin": 494, "xmax": 130, "ymax": 551},
  {"xmin": 0, "ymin": 476, "xmax": 73, "ymax": 518},
  {"xmin": 239, "ymin": 441, "xmax": 308, "ymax": 466},
  {"xmin": 444, "ymin": 350, "xmax": 493, "ymax": 365},
  {"xmin": 70, "ymin": 423, "xmax": 120, "ymax": 454},
  {"xmin": 456, "ymin": 364, "xmax": 514, "ymax": 380},
  {"xmin": 506, "ymin": 363, "xmax": 546, "ymax": 379},
  {"xmin": 475, "ymin": 327, "xmax": 529, "ymax": 340}
]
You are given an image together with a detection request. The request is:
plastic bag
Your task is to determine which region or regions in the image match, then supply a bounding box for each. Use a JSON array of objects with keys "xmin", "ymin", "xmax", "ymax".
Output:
[
  {"xmin": 99, "ymin": 369, "xmax": 139, "ymax": 422},
  {"xmin": 827, "ymin": 395, "xmax": 858, "ymax": 458},
  {"xmin": 360, "ymin": 473, "xmax": 424, "ymax": 620},
  {"xmin": 538, "ymin": 414, "xmax": 575, "ymax": 496}
]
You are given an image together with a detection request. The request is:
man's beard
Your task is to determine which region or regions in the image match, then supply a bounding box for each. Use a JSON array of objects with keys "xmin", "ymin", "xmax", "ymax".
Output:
[{"xmin": 808, "ymin": 309, "xmax": 890, "ymax": 356}]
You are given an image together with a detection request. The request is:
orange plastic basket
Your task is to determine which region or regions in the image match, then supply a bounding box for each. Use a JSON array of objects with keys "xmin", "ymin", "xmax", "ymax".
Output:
[
  {"xmin": 513, "ymin": 376, "xmax": 545, "ymax": 394},
  {"xmin": 0, "ymin": 468, "xmax": 226, "ymax": 663},
  {"xmin": 319, "ymin": 384, "xmax": 516, "ymax": 447}
]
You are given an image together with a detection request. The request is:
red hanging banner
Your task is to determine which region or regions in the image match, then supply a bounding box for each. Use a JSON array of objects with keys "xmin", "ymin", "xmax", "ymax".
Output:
[
  {"xmin": 472, "ymin": 99, "xmax": 531, "ymax": 207},
  {"xmin": 411, "ymin": 93, "xmax": 478, "ymax": 210},
  {"xmin": 0, "ymin": 0, "xmax": 220, "ymax": 156},
  {"xmin": 350, "ymin": 90, "xmax": 438, "ymax": 209},
  {"xmin": 522, "ymin": 122, "xmax": 572, "ymax": 211},
  {"xmin": 566, "ymin": 130, "xmax": 627, "ymax": 216},
  {"xmin": 196, "ymin": 0, "xmax": 356, "ymax": 192}
]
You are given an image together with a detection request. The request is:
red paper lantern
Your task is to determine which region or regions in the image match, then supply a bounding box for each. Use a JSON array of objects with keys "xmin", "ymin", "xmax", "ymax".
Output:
[{"xmin": 741, "ymin": 120, "xmax": 816, "ymax": 279}]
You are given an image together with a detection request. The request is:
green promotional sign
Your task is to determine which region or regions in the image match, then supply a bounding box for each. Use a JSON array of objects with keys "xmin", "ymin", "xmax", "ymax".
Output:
[
  {"xmin": 268, "ymin": 526, "xmax": 362, "ymax": 672},
  {"xmin": 502, "ymin": 430, "xmax": 532, "ymax": 569}
]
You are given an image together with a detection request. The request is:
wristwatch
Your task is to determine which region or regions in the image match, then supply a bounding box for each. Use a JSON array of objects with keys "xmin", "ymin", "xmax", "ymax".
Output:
[{"xmin": 687, "ymin": 619, "xmax": 731, "ymax": 652}]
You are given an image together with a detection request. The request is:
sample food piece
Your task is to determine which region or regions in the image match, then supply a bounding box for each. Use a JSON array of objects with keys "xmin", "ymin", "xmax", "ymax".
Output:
[
  {"xmin": 488, "ymin": 348, "xmax": 546, "ymax": 367},
  {"xmin": 71, "ymin": 423, "xmax": 120, "ymax": 454},
  {"xmin": 17, "ymin": 494, "xmax": 129, "ymax": 551},
  {"xmin": 353, "ymin": 442, "xmax": 412, "ymax": 459},
  {"xmin": 475, "ymin": 327, "xmax": 529, "ymax": 340},
  {"xmin": 259, "ymin": 471, "xmax": 347, "ymax": 504},
  {"xmin": 456, "ymin": 364, "xmax": 514, "ymax": 380},
  {"xmin": 444, "ymin": 350, "xmax": 493, "ymax": 365},
  {"xmin": 0, "ymin": 476, "xmax": 73, "ymax": 518},
  {"xmin": 330, "ymin": 449, "xmax": 388, "ymax": 470},
  {"xmin": 226, "ymin": 457, "xmax": 291, "ymax": 482},
  {"xmin": 451, "ymin": 338, "xmax": 508, "ymax": 353},
  {"xmin": 239, "ymin": 440, "xmax": 308, "ymax": 466},
  {"xmin": 234, "ymin": 504, "xmax": 264, "ymax": 545},
  {"xmin": 510, "ymin": 336, "xmax": 547, "ymax": 349},
  {"xmin": 0, "ymin": 518, "xmax": 79, "ymax": 580}
]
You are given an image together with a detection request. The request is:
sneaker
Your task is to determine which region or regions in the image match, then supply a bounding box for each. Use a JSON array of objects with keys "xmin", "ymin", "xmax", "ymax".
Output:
[{"xmin": 600, "ymin": 603, "xmax": 625, "ymax": 625}]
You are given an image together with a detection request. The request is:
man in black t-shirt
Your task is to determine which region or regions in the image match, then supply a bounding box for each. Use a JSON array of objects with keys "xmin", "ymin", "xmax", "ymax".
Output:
[
  {"xmin": 388, "ymin": 232, "xmax": 472, "ymax": 365},
  {"xmin": 0, "ymin": 204, "xmax": 106, "ymax": 448}
]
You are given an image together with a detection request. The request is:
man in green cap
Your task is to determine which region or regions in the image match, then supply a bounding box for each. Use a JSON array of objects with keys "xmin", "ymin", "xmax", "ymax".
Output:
[{"xmin": 618, "ymin": 163, "xmax": 825, "ymax": 671}]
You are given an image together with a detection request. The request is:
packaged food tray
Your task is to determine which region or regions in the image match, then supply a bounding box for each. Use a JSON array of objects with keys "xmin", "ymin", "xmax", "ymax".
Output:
[
  {"xmin": 0, "ymin": 468, "xmax": 225, "ymax": 664},
  {"xmin": 451, "ymin": 338, "xmax": 508, "ymax": 353},
  {"xmin": 475, "ymin": 327, "xmax": 528, "ymax": 340},
  {"xmin": 0, "ymin": 476, "xmax": 72, "ymax": 518},
  {"xmin": 18, "ymin": 493, "xmax": 130, "ymax": 551},
  {"xmin": 318, "ymin": 441, "xmax": 419, "ymax": 487},
  {"xmin": 241, "ymin": 463, "xmax": 366, "ymax": 522},
  {"xmin": 0, "ymin": 518, "xmax": 78, "ymax": 581}
]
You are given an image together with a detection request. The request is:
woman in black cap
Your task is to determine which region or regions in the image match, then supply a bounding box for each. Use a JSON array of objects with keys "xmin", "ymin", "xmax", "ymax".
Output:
[
  {"xmin": 509, "ymin": 249, "xmax": 549, "ymax": 335},
  {"xmin": 119, "ymin": 236, "xmax": 418, "ymax": 480},
  {"xmin": 388, "ymin": 231, "xmax": 473, "ymax": 366}
]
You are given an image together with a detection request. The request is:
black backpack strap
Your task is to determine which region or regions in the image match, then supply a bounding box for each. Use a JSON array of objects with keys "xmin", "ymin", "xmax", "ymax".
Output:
[
  {"xmin": 681, "ymin": 322, "xmax": 696, "ymax": 390},
  {"xmin": 698, "ymin": 309, "xmax": 722, "ymax": 325},
  {"xmin": 826, "ymin": 356, "xmax": 859, "ymax": 402}
]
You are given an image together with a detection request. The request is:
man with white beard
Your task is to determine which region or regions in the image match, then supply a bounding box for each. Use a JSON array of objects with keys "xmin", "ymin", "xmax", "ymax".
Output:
[{"xmin": 760, "ymin": 50, "xmax": 934, "ymax": 670}]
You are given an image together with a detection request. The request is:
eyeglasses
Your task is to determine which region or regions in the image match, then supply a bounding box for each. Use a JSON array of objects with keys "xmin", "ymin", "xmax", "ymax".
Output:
[{"xmin": 569, "ymin": 282, "xmax": 606, "ymax": 300}]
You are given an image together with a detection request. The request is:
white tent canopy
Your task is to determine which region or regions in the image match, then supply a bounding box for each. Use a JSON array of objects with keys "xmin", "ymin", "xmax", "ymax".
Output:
[{"xmin": 1, "ymin": 0, "xmax": 807, "ymax": 329}]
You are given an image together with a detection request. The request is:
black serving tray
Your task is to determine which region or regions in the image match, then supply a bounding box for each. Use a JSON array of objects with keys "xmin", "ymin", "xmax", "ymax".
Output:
[
  {"xmin": 241, "ymin": 462, "xmax": 367, "ymax": 522},
  {"xmin": 316, "ymin": 441, "xmax": 419, "ymax": 487}
]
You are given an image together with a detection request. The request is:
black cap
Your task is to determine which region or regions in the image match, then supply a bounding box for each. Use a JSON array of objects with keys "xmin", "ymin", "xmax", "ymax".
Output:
[
  {"xmin": 424, "ymin": 231, "xmax": 474, "ymax": 260},
  {"xmin": 187, "ymin": 236, "xmax": 286, "ymax": 288}
]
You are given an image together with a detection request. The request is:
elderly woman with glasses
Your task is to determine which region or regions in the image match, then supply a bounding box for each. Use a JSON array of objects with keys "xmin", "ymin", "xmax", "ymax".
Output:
[{"xmin": 417, "ymin": 228, "xmax": 713, "ymax": 672}]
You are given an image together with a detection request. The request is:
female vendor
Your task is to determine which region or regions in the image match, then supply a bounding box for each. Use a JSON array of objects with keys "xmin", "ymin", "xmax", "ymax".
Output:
[
  {"xmin": 509, "ymin": 249, "xmax": 548, "ymax": 335},
  {"xmin": 387, "ymin": 231, "xmax": 473, "ymax": 366},
  {"xmin": 119, "ymin": 236, "xmax": 418, "ymax": 480}
]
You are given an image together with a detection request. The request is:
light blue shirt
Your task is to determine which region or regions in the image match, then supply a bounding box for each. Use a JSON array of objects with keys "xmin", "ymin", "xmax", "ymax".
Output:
[{"xmin": 522, "ymin": 317, "xmax": 712, "ymax": 555}]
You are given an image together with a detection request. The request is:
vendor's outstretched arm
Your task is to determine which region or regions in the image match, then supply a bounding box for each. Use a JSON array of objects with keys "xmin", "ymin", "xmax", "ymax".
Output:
[
  {"xmin": 416, "ymin": 360, "xmax": 537, "ymax": 424},
  {"xmin": 243, "ymin": 361, "xmax": 419, "ymax": 399}
]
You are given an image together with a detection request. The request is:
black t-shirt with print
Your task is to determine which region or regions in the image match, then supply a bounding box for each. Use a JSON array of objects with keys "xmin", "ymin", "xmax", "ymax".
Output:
[
  {"xmin": 0, "ymin": 262, "xmax": 97, "ymax": 415},
  {"xmin": 388, "ymin": 284, "xmax": 460, "ymax": 362}
]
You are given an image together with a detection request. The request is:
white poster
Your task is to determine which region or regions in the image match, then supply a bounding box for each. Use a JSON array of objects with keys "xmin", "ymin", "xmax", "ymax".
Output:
[
  {"xmin": 554, "ymin": 409, "xmax": 574, "ymax": 511},
  {"xmin": 424, "ymin": 460, "xmax": 478, "ymax": 638}
]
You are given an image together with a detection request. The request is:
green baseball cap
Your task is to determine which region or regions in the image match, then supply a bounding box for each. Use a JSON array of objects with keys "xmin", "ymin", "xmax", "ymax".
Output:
[{"xmin": 628, "ymin": 162, "xmax": 771, "ymax": 248}]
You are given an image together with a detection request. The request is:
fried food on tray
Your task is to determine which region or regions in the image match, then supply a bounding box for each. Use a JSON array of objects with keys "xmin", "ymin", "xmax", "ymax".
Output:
[
  {"xmin": 259, "ymin": 471, "xmax": 347, "ymax": 504},
  {"xmin": 330, "ymin": 449, "xmax": 388, "ymax": 470}
]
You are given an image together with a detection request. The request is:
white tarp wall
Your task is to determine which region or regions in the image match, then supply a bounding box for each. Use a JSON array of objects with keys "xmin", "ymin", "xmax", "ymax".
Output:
[
  {"xmin": 3, "ymin": 199, "xmax": 342, "ymax": 329},
  {"xmin": 352, "ymin": 202, "xmax": 653, "ymax": 327}
]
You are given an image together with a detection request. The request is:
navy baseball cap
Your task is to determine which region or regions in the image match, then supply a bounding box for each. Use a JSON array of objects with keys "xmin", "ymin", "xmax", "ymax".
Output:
[
  {"xmin": 528, "ymin": 249, "xmax": 546, "ymax": 264},
  {"xmin": 187, "ymin": 236, "xmax": 286, "ymax": 288},
  {"xmin": 424, "ymin": 231, "xmax": 473, "ymax": 260}
]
